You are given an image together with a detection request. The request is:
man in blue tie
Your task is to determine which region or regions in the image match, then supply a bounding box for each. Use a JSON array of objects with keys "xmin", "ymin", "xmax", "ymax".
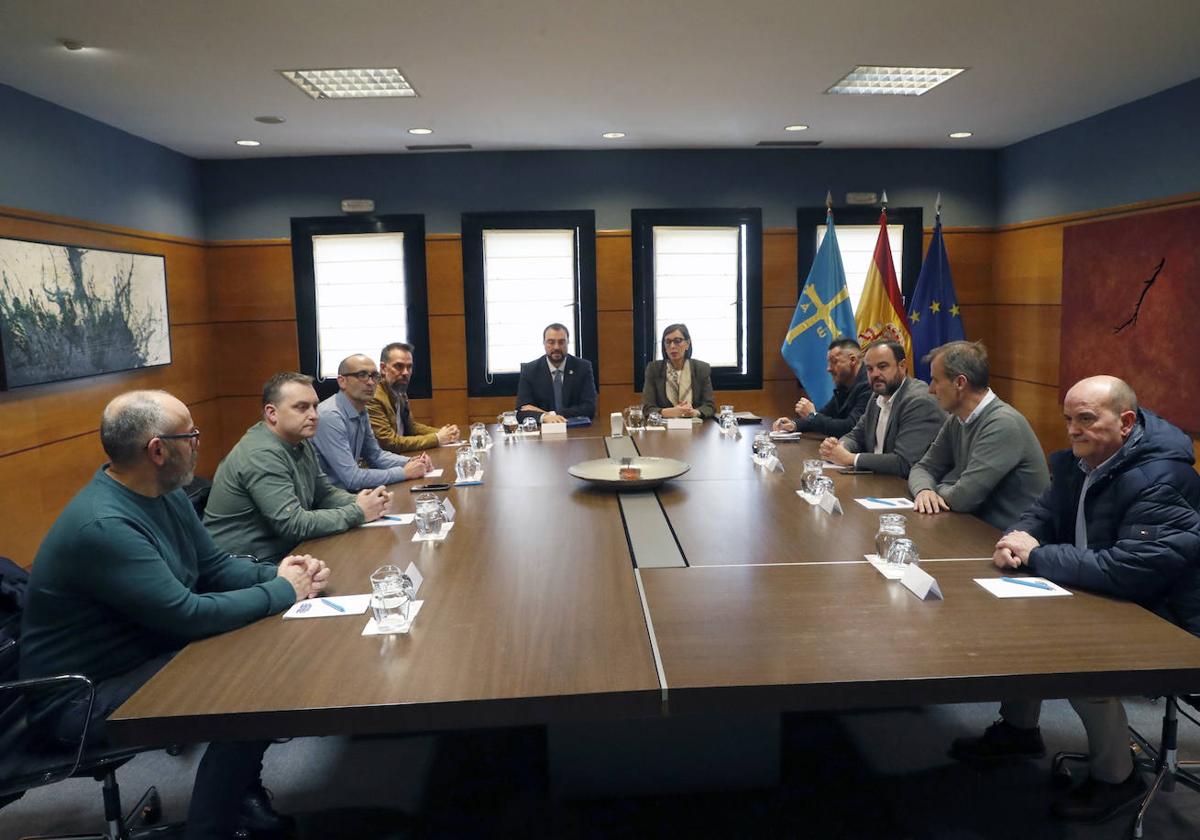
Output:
[{"xmin": 515, "ymin": 323, "xmax": 597, "ymax": 424}]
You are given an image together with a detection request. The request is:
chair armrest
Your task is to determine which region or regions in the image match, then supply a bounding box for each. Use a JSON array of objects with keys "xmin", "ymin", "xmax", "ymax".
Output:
[{"xmin": 0, "ymin": 673, "xmax": 95, "ymax": 790}]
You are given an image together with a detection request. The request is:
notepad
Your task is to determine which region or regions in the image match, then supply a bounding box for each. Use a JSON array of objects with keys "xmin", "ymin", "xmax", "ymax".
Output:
[
  {"xmin": 975, "ymin": 577, "xmax": 1072, "ymax": 598},
  {"xmin": 361, "ymin": 513, "xmax": 415, "ymax": 528},
  {"xmin": 855, "ymin": 497, "xmax": 916, "ymax": 510},
  {"xmin": 283, "ymin": 594, "xmax": 372, "ymax": 619}
]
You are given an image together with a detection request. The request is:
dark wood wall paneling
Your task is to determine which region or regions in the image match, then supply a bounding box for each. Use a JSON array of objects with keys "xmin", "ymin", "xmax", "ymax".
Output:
[{"xmin": 4, "ymin": 192, "xmax": 1198, "ymax": 565}]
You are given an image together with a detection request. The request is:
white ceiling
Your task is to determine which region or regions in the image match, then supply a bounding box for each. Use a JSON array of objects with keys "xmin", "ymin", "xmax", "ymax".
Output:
[{"xmin": 1, "ymin": 0, "xmax": 1198, "ymax": 159}]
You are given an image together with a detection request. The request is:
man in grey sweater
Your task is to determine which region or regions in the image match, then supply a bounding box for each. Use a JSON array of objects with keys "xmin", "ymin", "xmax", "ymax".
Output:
[
  {"xmin": 818, "ymin": 339, "xmax": 945, "ymax": 477},
  {"xmin": 205, "ymin": 372, "xmax": 390, "ymax": 562},
  {"xmin": 908, "ymin": 341, "xmax": 1049, "ymax": 530}
]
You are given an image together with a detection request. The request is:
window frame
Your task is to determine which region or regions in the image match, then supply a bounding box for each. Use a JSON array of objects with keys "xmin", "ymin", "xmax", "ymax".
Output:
[
  {"xmin": 795, "ymin": 206, "xmax": 924, "ymax": 305},
  {"xmin": 631, "ymin": 207, "xmax": 763, "ymax": 392},
  {"xmin": 461, "ymin": 210, "xmax": 598, "ymax": 399},
  {"xmin": 290, "ymin": 214, "xmax": 432, "ymax": 401}
]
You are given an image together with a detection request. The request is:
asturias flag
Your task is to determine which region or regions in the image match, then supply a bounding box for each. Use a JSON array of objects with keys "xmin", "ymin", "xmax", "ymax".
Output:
[
  {"xmin": 854, "ymin": 209, "xmax": 912, "ymax": 363},
  {"xmin": 907, "ymin": 218, "xmax": 964, "ymax": 381},
  {"xmin": 781, "ymin": 210, "xmax": 857, "ymax": 407}
]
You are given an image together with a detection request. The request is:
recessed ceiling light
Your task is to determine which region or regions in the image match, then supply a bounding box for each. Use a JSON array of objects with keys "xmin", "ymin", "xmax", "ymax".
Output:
[
  {"xmin": 235, "ymin": 139, "xmax": 261, "ymax": 147},
  {"xmin": 826, "ymin": 65, "xmax": 966, "ymax": 96},
  {"xmin": 254, "ymin": 115, "xmax": 286, "ymax": 125},
  {"xmin": 948, "ymin": 131, "xmax": 973, "ymax": 139},
  {"xmin": 58, "ymin": 38, "xmax": 85, "ymax": 51},
  {"xmin": 602, "ymin": 132, "xmax": 626, "ymax": 139},
  {"xmin": 784, "ymin": 124, "xmax": 809, "ymax": 132},
  {"xmin": 407, "ymin": 127, "xmax": 433, "ymax": 135},
  {"xmin": 279, "ymin": 68, "xmax": 418, "ymax": 100}
]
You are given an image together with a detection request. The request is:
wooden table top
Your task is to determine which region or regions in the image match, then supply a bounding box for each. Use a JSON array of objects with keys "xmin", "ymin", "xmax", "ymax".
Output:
[{"xmin": 107, "ymin": 413, "xmax": 1200, "ymax": 745}]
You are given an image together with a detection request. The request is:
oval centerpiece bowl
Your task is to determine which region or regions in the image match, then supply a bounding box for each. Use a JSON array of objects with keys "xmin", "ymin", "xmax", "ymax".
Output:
[{"xmin": 567, "ymin": 457, "xmax": 690, "ymax": 491}]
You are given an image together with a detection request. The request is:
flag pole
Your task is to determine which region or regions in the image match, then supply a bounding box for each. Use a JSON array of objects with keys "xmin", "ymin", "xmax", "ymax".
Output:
[
  {"xmin": 881, "ymin": 190, "xmax": 888, "ymax": 211},
  {"xmin": 935, "ymin": 192, "xmax": 942, "ymax": 223},
  {"xmin": 825, "ymin": 190, "xmax": 832, "ymax": 211}
]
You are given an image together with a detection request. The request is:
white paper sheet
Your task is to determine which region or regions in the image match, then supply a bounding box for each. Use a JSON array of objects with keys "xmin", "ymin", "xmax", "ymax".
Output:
[
  {"xmin": 283, "ymin": 594, "xmax": 372, "ymax": 619},
  {"xmin": 361, "ymin": 513, "xmax": 415, "ymax": 528},
  {"xmin": 854, "ymin": 497, "xmax": 916, "ymax": 510},
  {"xmin": 975, "ymin": 577, "xmax": 1072, "ymax": 598}
]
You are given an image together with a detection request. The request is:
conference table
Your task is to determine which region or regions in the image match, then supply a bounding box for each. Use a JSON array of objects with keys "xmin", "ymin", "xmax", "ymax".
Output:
[{"xmin": 108, "ymin": 420, "xmax": 1200, "ymax": 770}]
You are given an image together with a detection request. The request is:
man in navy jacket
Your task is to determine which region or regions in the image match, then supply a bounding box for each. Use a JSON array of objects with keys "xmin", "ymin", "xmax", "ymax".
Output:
[
  {"xmin": 516, "ymin": 323, "xmax": 597, "ymax": 423},
  {"xmin": 951, "ymin": 375, "xmax": 1200, "ymax": 824}
]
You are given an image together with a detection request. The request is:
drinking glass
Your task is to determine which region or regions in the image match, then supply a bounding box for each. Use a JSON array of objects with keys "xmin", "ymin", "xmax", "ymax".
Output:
[
  {"xmin": 799, "ymin": 459, "xmax": 824, "ymax": 501},
  {"xmin": 414, "ymin": 493, "xmax": 445, "ymax": 537},
  {"xmin": 885, "ymin": 538, "xmax": 919, "ymax": 568},
  {"xmin": 647, "ymin": 410, "xmax": 664, "ymax": 427},
  {"xmin": 520, "ymin": 416, "xmax": 538, "ymax": 433},
  {"xmin": 875, "ymin": 514, "xmax": 908, "ymax": 560},
  {"xmin": 757, "ymin": 439, "xmax": 777, "ymax": 465},
  {"xmin": 501, "ymin": 411, "xmax": 518, "ymax": 435},
  {"xmin": 752, "ymin": 431, "xmax": 770, "ymax": 461},
  {"xmin": 811, "ymin": 475, "xmax": 834, "ymax": 502},
  {"xmin": 625, "ymin": 405, "xmax": 645, "ymax": 430},
  {"xmin": 719, "ymin": 404, "xmax": 735, "ymax": 432},
  {"xmin": 469, "ymin": 422, "xmax": 490, "ymax": 451},
  {"xmin": 455, "ymin": 444, "xmax": 481, "ymax": 482},
  {"xmin": 370, "ymin": 564, "xmax": 414, "ymax": 631}
]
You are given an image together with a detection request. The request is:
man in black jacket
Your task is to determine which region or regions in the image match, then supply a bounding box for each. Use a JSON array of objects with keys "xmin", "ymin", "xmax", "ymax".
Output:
[
  {"xmin": 772, "ymin": 337, "xmax": 871, "ymax": 437},
  {"xmin": 951, "ymin": 375, "xmax": 1200, "ymax": 824}
]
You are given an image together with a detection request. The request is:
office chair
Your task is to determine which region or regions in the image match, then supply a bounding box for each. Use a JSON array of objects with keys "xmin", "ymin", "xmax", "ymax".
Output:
[
  {"xmin": 0, "ymin": 557, "xmax": 181, "ymax": 839},
  {"xmin": 1052, "ymin": 695, "xmax": 1200, "ymax": 839}
]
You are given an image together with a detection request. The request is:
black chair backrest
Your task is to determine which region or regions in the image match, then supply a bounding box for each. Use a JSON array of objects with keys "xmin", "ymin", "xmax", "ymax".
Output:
[{"xmin": 0, "ymin": 556, "xmax": 28, "ymax": 683}]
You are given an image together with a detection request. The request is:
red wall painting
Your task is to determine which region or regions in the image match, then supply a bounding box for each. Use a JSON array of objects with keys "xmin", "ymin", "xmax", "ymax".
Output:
[{"xmin": 1061, "ymin": 203, "xmax": 1199, "ymax": 434}]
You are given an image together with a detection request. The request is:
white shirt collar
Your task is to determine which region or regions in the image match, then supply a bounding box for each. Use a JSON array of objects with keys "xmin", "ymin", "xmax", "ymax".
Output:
[
  {"xmin": 961, "ymin": 388, "xmax": 996, "ymax": 425},
  {"xmin": 546, "ymin": 357, "xmax": 565, "ymax": 374}
]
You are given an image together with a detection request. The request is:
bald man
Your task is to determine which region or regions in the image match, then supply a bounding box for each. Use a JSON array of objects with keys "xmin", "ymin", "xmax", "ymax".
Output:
[
  {"xmin": 20, "ymin": 390, "xmax": 327, "ymax": 837},
  {"xmin": 312, "ymin": 354, "xmax": 431, "ymax": 491},
  {"xmin": 951, "ymin": 376, "xmax": 1200, "ymax": 824}
]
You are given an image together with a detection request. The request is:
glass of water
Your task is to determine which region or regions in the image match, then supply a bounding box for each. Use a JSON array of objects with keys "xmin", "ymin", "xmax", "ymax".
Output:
[
  {"xmin": 811, "ymin": 475, "xmax": 834, "ymax": 502},
  {"xmin": 875, "ymin": 514, "xmax": 908, "ymax": 560},
  {"xmin": 625, "ymin": 405, "xmax": 645, "ymax": 430},
  {"xmin": 647, "ymin": 410, "xmax": 664, "ymax": 428},
  {"xmin": 414, "ymin": 493, "xmax": 445, "ymax": 537},
  {"xmin": 469, "ymin": 422, "xmax": 489, "ymax": 451},
  {"xmin": 885, "ymin": 537, "xmax": 920, "ymax": 568},
  {"xmin": 757, "ymin": 439, "xmax": 777, "ymax": 466},
  {"xmin": 520, "ymin": 416, "xmax": 538, "ymax": 434},
  {"xmin": 799, "ymin": 459, "xmax": 824, "ymax": 501},
  {"xmin": 455, "ymin": 444, "xmax": 481, "ymax": 482},
  {"xmin": 501, "ymin": 411, "xmax": 518, "ymax": 435},
  {"xmin": 753, "ymin": 431, "xmax": 770, "ymax": 461},
  {"xmin": 370, "ymin": 564, "xmax": 413, "ymax": 631}
]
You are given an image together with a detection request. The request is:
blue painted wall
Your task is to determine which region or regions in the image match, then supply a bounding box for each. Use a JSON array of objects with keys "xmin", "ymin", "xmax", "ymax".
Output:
[
  {"xmin": 0, "ymin": 84, "xmax": 202, "ymax": 239},
  {"xmin": 998, "ymin": 76, "xmax": 1200, "ymax": 225},
  {"xmin": 198, "ymin": 148, "xmax": 998, "ymax": 239}
]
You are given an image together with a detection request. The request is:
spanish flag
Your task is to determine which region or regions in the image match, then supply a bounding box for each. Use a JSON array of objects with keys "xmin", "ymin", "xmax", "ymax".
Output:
[{"xmin": 854, "ymin": 209, "xmax": 912, "ymax": 362}]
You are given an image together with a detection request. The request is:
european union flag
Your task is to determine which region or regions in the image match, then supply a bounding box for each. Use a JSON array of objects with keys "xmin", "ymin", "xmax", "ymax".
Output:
[
  {"xmin": 781, "ymin": 211, "xmax": 856, "ymax": 407},
  {"xmin": 907, "ymin": 219, "xmax": 965, "ymax": 381}
]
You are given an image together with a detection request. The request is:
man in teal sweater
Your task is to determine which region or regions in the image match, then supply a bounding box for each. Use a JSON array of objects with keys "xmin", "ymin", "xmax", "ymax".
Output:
[
  {"xmin": 20, "ymin": 390, "xmax": 328, "ymax": 838},
  {"xmin": 908, "ymin": 341, "xmax": 1049, "ymax": 530}
]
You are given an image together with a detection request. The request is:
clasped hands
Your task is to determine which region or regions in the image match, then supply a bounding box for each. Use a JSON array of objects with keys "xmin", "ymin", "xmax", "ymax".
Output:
[
  {"xmin": 277, "ymin": 553, "xmax": 331, "ymax": 601},
  {"xmin": 661, "ymin": 401, "xmax": 697, "ymax": 419},
  {"xmin": 520, "ymin": 404, "xmax": 566, "ymax": 424},
  {"xmin": 992, "ymin": 530, "xmax": 1040, "ymax": 569}
]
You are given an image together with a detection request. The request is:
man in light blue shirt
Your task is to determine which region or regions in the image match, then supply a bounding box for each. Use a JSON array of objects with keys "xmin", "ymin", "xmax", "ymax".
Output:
[{"xmin": 313, "ymin": 355, "xmax": 432, "ymax": 491}]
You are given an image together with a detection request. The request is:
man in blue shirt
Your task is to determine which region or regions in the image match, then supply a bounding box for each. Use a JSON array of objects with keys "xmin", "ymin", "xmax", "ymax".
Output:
[{"xmin": 313, "ymin": 355, "xmax": 432, "ymax": 491}]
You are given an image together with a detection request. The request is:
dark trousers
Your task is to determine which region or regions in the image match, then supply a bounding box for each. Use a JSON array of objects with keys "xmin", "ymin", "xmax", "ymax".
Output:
[{"xmin": 50, "ymin": 652, "xmax": 270, "ymax": 840}]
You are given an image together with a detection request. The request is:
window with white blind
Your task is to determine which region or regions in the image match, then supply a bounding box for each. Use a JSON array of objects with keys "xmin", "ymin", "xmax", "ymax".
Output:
[
  {"xmin": 291, "ymin": 214, "xmax": 432, "ymax": 400},
  {"xmin": 481, "ymin": 229, "xmax": 578, "ymax": 375},
  {"xmin": 312, "ymin": 233, "xmax": 409, "ymax": 378},
  {"xmin": 651, "ymin": 226, "xmax": 744, "ymax": 368},
  {"xmin": 815, "ymin": 224, "xmax": 905, "ymax": 313},
  {"xmin": 632, "ymin": 208, "xmax": 763, "ymax": 391},
  {"xmin": 462, "ymin": 211, "xmax": 598, "ymax": 398}
]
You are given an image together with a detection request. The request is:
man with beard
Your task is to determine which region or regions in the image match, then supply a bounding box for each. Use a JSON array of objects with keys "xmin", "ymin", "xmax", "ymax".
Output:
[
  {"xmin": 818, "ymin": 339, "xmax": 945, "ymax": 477},
  {"xmin": 20, "ymin": 390, "xmax": 327, "ymax": 838},
  {"xmin": 515, "ymin": 322, "xmax": 597, "ymax": 423},
  {"xmin": 206, "ymin": 372, "xmax": 390, "ymax": 562},
  {"xmin": 772, "ymin": 337, "xmax": 871, "ymax": 437},
  {"xmin": 368, "ymin": 341, "xmax": 460, "ymax": 453}
]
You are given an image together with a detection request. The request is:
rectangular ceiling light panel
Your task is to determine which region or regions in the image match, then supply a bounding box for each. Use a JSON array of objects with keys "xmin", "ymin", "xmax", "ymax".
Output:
[
  {"xmin": 280, "ymin": 68, "xmax": 418, "ymax": 99},
  {"xmin": 826, "ymin": 65, "xmax": 965, "ymax": 96}
]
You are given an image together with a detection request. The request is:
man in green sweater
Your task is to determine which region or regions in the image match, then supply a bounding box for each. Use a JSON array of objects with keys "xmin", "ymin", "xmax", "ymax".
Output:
[
  {"xmin": 908, "ymin": 341, "xmax": 1049, "ymax": 530},
  {"xmin": 20, "ymin": 389, "xmax": 328, "ymax": 838},
  {"xmin": 205, "ymin": 372, "xmax": 390, "ymax": 562}
]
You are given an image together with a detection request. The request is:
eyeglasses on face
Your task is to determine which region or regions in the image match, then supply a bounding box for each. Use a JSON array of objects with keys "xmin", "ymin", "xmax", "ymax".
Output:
[
  {"xmin": 343, "ymin": 370, "xmax": 382, "ymax": 382},
  {"xmin": 663, "ymin": 337, "xmax": 689, "ymax": 347},
  {"xmin": 155, "ymin": 428, "xmax": 201, "ymax": 446}
]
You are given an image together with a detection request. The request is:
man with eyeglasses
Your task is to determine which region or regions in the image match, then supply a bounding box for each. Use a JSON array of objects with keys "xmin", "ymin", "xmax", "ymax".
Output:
[
  {"xmin": 313, "ymin": 354, "xmax": 432, "ymax": 491},
  {"xmin": 21, "ymin": 390, "xmax": 326, "ymax": 837}
]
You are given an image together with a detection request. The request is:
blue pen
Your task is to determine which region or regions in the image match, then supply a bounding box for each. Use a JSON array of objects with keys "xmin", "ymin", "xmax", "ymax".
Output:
[
  {"xmin": 1001, "ymin": 577, "xmax": 1053, "ymax": 591},
  {"xmin": 382, "ymin": 514, "xmax": 406, "ymax": 521},
  {"xmin": 866, "ymin": 497, "xmax": 895, "ymax": 507},
  {"xmin": 321, "ymin": 598, "xmax": 346, "ymax": 612}
]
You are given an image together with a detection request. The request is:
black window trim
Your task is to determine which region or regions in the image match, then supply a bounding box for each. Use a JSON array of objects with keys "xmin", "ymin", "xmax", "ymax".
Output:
[
  {"xmin": 290, "ymin": 214, "xmax": 432, "ymax": 401},
  {"xmin": 461, "ymin": 210, "xmax": 598, "ymax": 399},
  {"xmin": 631, "ymin": 207, "xmax": 763, "ymax": 392},
  {"xmin": 795, "ymin": 206, "xmax": 924, "ymax": 305}
]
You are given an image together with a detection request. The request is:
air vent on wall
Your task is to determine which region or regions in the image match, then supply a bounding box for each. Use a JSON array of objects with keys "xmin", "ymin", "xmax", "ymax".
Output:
[
  {"xmin": 755, "ymin": 140, "xmax": 822, "ymax": 147},
  {"xmin": 405, "ymin": 143, "xmax": 474, "ymax": 151}
]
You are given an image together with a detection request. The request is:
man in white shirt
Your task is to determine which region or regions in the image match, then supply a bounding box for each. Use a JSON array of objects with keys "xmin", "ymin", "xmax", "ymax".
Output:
[{"xmin": 819, "ymin": 340, "xmax": 945, "ymax": 477}]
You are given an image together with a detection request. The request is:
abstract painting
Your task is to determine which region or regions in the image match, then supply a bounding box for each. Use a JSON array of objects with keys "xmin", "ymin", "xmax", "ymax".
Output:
[{"xmin": 0, "ymin": 237, "xmax": 170, "ymax": 389}]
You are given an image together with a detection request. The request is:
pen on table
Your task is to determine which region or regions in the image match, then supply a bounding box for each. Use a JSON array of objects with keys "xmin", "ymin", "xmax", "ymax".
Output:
[
  {"xmin": 382, "ymin": 514, "xmax": 406, "ymax": 521},
  {"xmin": 866, "ymin": 497, "xmax": 895, "ymax": 506},
  {"xmin": 1001, "ymin": 577, "xmax": 1053, "ymax": 591},
  {"xmin": 320, "ymin": 598, "xmax": 346, "ymax": 612}
]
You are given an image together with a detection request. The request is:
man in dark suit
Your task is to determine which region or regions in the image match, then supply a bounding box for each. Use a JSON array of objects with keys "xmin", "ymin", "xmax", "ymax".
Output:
[
  {"xmin": 516, "ymin": 323, "xmax": 597, "ymax": 423},
  {"xmin": 819, "ymin": 339, "xmax": 945, "ymax": 477},
  {"xmin": 772, "ymin": 337, "xmax": 871, "ymax": 437}
]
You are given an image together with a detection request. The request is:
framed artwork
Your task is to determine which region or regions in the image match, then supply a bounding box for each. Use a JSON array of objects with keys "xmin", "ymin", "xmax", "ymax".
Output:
[
  {"xmin": 0, "ymin": 236, "xmax": 171, "ymax": 389},
  {"xmin": 1060, "ymin": 203, "xmax": 1198, "ymax": 434}
]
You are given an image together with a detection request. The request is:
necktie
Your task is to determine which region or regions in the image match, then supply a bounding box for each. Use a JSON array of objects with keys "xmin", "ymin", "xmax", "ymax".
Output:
[{"xmin": 552, "ymin": 369, "xmax": 564, "ymax": 413}]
